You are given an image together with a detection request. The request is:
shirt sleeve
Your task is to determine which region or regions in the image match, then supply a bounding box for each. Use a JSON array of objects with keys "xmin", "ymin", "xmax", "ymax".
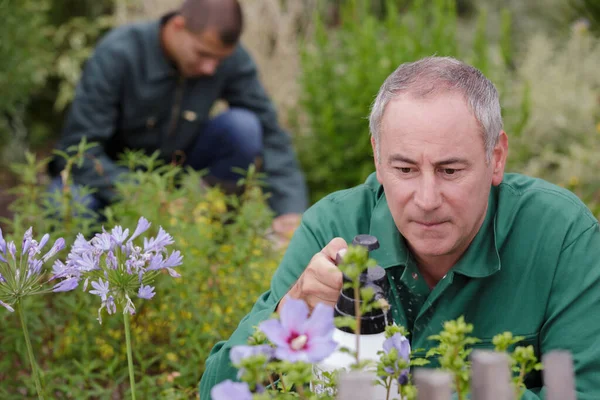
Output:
[
  {"xmin": 220, "ymin": 45, "xmax": 308, "ymax": 216},
  {"xmin": 537, "ymin": 220, "xmax": 600, "ymax": 398},
  {"xmin": 49, "ymin": 37, "xmax": 128, "ymax": 204}
]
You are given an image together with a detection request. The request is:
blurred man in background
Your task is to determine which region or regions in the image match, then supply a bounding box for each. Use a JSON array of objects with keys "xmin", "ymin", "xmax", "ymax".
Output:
[{"xmin": 48, "ymin": 0, "xmax": 308, "ymax": 239}]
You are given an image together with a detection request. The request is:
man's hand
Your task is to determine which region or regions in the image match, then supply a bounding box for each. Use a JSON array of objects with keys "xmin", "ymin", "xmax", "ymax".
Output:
[
  {"xmin": 277, "ymin": 237, "xmax": 347, "ymax": 312},
  {"xmin": 269, "ymin": 213, "xmax": 302, "ymax": 248},
  {"xmin": 272, "ymin": 213, "xmax": 302, "ymax": 237}
]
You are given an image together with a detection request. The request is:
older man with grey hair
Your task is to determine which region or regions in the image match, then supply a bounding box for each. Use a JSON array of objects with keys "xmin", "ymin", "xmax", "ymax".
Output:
[{"xmin": 200, "ymin": 56, "xmax": 600, "ymax": 398}]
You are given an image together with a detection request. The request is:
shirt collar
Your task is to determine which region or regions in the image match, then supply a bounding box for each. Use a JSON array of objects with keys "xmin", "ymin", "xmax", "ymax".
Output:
[
  {"xmin": 367, "ymin": 184, "xmax": 501, "ymax": 279},
  {"xmin": 144, "ymin": 13, "xmax": 178, "ymax": 82}
]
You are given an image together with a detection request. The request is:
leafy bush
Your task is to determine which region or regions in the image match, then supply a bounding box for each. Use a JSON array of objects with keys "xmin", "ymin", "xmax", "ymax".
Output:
[
  {"xmin": 504, "ymin": 26, "xmax": 600, "ymax": 218},
  {"xmin": 0, "ymin": 0, "xmax": 53, "ymax": 163},
  {"xmin": 0, "ymin": 151, "xmax": 284, "ymax": 399},
  {"xmin": 0, "ymin": 0, "xmax": 114, "ymax": 164},
  {"xmin": 293, "ymin": 0, "xmax": 513, "ymax": 203}
]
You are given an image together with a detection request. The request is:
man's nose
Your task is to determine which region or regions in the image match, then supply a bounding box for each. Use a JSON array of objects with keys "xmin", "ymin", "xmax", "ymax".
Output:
[
  {"xmin": 200, "ymin": 59, "xmax": 218, "ymax": 75},
  {"xmin": 413, "ymin": 175, "xmax": 442, "ymax": 211}
]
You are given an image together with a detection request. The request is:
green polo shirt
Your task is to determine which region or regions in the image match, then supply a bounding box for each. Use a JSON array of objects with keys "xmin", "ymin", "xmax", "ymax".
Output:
[{"xmin": 199, "ymin": 172, "xmax": 600, "ymax": 399}]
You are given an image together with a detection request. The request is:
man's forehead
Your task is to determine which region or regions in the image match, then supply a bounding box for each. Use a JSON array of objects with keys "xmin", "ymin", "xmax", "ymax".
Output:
[{"xmin": 190, "ymin": 28, "xmax": 235, "ymax": 55}]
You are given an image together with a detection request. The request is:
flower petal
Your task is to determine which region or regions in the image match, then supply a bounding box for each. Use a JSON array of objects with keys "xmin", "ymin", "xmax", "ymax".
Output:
[
  {"xmin": 211, "ymin": 380, "xmax": 253, "ymax": 400},
  {"xmin": 128, "ymin": 217, "xmax": 151, "ymax": 243},
  {"xmin": 280, "ymin": 298, "xmax": 308, "ymax": 333},
  {"xmin": 274, "ymin": 346, "xmax": 308, "ymax": 363},
  {"xmin": 383, "ymin": 336, "xmax": 394, "ymax": 354},
  {"xmin": 0, "ymin": 300, "xmax": 15, "ymax": 312},
  {"xmin": 52, "ymin": 277, "xmax": 79, "ymax": 292},
  {"xmin": 230, "ymin": 345, "xmax": 256, "ymax": 366},
  {"xmin": 167, "ymin": 268, "xmax": 181, "ymax": 278},
  {"xmin": 305, "ymin": 337, "xmax": 338, "ymax": 362},
  {"xmin": 304, "ymin": 302, "xmax": 335, "ymax": 338},
  {"xmin": 258, "ymin": 319, "xmax": 288, "ymax": 348}
]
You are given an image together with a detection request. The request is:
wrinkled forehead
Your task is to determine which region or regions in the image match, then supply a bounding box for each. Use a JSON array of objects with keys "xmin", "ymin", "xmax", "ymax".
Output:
[
  {"xmin": 384, "ymin": 89, "xmax": 484, "ymax": 137},
  {"xmin": 381, "ymin": 92, "xmax": 484, "ymax": 145}
]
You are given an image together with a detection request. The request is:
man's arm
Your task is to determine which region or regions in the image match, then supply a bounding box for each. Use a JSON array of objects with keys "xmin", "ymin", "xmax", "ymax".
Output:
[
  {"xmin": 220, "ymin": 45, "xmax": 308, "ymax": 216},
  {"xmin": 49, "ymin": 36, "xmax": 128, "ymax": 205},
  {"xmin": 534, "ymin": 220, "xmax": 600, "ymax": 398},
  {"xmin": 493, "ymin": 218, "xmax": 600, "ymax": 400}
]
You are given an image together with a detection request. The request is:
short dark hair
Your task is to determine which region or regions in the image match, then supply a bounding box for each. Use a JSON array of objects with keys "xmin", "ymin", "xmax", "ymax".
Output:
[{"xmin": 179, "ymin": 0, "xmax": 243, "ymax": 46}]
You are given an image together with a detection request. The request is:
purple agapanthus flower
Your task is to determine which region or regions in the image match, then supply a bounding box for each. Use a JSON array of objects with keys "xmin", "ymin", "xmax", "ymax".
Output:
[
  {"xmin": 52, "ymin": 277, "xmax": 79, "ymax": 293},
  {"xmin": 383, "ymin": 333, "xmax": 411, "ymax": 384},
  {"xmin": 210, "ymin": 380, "xmax": 253, "ymax": 400},
  {"xmin": 0, "ymin": 227, "xmax": 6, "ymax": 255},
  {"xmin": 59, "ymin": 217, "xmax": 181, "ymax": 323},
  {"xmin": 110, "ymin": 226, "xmax": 129, "ymax": 245},
  {"xmin": 137, "ymin": 284, "xmax": 155, "ymax": 299},
  {"xmin": 42, "ymin": 238, "xmax": 65, "ymax": 262},
  {"xmin": 0, "ymin": 227, "xmax": 67, "ymax": 312},
  {"xmin": 127, "ymin": 217, "xmax": 151, "ymax": 243},
  {"xmin": 89, "ymin": 278, "xmax": 110, "ymax": 301},
  {"xmin": 258, "ymin": 298, "xmax": 337, "ymax": 363},
  {"xmin": 147, "ymin": 250, "xmax": 183, "ymax": 277},
  {"xmin": 143, "ymin": 227, "xmax": 174, "ymax": 253},
  {"xmin": 92, "ymin": 232, "xmax": 114, "ymax": 252}
]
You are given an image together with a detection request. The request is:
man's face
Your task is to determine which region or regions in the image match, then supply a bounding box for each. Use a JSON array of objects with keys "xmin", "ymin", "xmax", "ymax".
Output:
[
  {"xmin": 373, "ymin": 91, "xmax": 508, "ymax": 264},
  {"xmin": 170, "ymin": 18, "xmax": 235, "ymax": 77}
]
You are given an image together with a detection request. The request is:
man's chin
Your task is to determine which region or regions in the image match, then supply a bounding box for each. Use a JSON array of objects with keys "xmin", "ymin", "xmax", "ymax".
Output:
[{"xmin": 407, "ymin": 237, "xmax": 454, "ymax": 258}]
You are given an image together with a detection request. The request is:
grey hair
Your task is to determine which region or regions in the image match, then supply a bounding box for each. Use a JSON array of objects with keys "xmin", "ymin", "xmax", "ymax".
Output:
[{"xmin": 368, "ymin": 56, "xmax": 503, "ymax": 162}]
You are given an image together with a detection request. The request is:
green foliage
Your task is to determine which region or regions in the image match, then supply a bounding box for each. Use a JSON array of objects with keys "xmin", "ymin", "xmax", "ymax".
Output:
[
  {"xmin": 0, "ymin": 0, "xmax": 51, "ymax": 116},
  {"xmin": 493, "ymin": 332, "xmax": 543, "ymax": 398},
  {"xmin": 50, "ymin": 15, "xmax": 115, "ymax": 112},
  {"xmin": 1, "ymin": 141, "xmax": 102, "ymax": 242},
  {"xmin": 426, "ymin": 316, "xmax": 480, "ymax": 400},
  {"xmin": 0, "ymin": 151, "xmax": 282, "ymax": 398},
  {"xmin": 294, "ymin": 0, "xmax": 510, "ymax": 203},
  {"xmin": 505, "ymin": 27, "xmax": 600, "ymax": 219},
  {"xmin": 0, "ymin": 0, "xmax": 114, "ymax": 163},
  {"xmin": 0, "ymin": 0, "xmax": 53, "ymax": 163}
]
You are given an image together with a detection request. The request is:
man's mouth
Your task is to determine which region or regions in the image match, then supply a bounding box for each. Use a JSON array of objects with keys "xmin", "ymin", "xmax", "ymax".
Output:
[{"xmin": 413, "ymin": 220, "xmax": 447, "ymax": 227}]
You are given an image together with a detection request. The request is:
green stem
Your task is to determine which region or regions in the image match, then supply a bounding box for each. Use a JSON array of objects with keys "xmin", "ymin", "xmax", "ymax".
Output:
[
  {"xmin": 17, "ymin": 302, "xmax": 44, "ymax": 400},
  {"xmin": 279, "ymin": 374, "xmax": 288, "ymax": 392},
  {"xmin": 385, "ymin": 376, "xmax": 392, "ymax": 400},
  {"xmin": 123, "ymin": 312, "xmax": 137, "ymax": 400},
  {"xmin": 354, "ymin": 285, "xmax": 361, "ymax": 362}
]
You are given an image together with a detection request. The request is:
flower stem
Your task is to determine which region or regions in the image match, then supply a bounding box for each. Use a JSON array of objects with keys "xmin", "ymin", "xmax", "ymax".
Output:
[
  {"xmin": 354, "ymin": 285, "xmax": 361, "ymax": 362},
  {"xmin": 385, "ymin": 376, "xmax": 392, "ymax": 400},
  {"xmin": 123, "ymin": 312, "xmax": 137, "ymax": 400},
  {"xmin": 17, "ymin": 302, "xmax": 44, "ymax": 400},
  {"xmin": 279, "ymin": 374, "xmax": 288, "ymax": 392}
]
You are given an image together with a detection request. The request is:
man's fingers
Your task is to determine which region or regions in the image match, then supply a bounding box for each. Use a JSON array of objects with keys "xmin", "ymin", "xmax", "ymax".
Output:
[
  {"xmin": 320, "ymin": 237, "xmax": 348, "ymax": 261},
  {"xmin": 306, "ymin": 294, "xmax": 338, "ymax": 310}
]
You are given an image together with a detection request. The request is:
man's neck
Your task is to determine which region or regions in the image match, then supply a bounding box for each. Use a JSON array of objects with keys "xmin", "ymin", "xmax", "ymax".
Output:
[{"xmin": 414, "ymin": 254, "xmax": 462, "ymax": 289}]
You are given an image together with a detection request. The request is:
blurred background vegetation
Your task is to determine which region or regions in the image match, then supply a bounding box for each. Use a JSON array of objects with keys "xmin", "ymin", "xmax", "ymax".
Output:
[{"xmin": 0, "ymin": 0, "xmax": 599, "ymax": 398}]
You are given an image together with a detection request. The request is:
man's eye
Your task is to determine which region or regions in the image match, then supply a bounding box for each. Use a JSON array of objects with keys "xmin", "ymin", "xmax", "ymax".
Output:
[
  {"xmin": 398, "ymin": 167, "xmax": 412, "ymax": 173},
  {"xmin": 443, "ymin": 168, "xmax": 458, "ymax": 175}
]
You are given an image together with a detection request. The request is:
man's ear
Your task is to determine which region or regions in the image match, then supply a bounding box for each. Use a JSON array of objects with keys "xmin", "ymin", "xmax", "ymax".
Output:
[
  {"xmin": 371, "ymin": 136, "xmax": 383, "ymax": 184},
  {"xmin": 491, "ymin": 130, "xmax": 509, "ymax": 186},
  {"xmin": 171, "ymin": 15, "xmax": 187, "ymax": 31}
]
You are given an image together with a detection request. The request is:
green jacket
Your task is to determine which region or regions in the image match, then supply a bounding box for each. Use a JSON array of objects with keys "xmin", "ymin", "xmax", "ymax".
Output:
[
  {"xmin": 199, "ymin": 172, "xmax": 600, "ymax": 399},
  {"xmin": 49, "ymin": 16, "xmax": 308, "ymax": 216}
]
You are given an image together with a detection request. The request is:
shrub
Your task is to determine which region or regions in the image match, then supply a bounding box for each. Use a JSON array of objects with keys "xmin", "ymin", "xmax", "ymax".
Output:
[
  {"xmin": 293, "ymin": 0, "xmax": 513, "ymax": 203},
  {"xmin": 0, "ymin": 151, "xmax": 284, "ymax": 398}
]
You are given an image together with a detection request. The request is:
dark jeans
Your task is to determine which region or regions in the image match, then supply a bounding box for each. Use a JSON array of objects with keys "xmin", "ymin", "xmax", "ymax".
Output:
[{"xmin": 49, "ymin": 108, "xmax": 263, "ymax": 214}]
